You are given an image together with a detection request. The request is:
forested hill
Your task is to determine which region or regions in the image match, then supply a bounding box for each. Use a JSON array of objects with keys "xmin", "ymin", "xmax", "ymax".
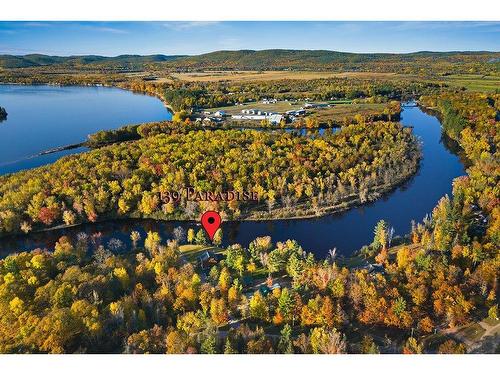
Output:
[
  {"xmin": 0, "ymin": 54, "xmax": 186, "ymax": 69},
  {"xmin": 1, "ymin": 50, "xmax": 499, "ymax": 73},
  {"xmin": 164, "ymin": 50, "xmax": 500, "ymax": 72}
]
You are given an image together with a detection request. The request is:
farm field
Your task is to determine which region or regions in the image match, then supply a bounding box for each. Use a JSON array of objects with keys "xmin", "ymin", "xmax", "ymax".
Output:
[{"xmin": 441, "ymin": 74, "xmax": 500, "ymax": 92}]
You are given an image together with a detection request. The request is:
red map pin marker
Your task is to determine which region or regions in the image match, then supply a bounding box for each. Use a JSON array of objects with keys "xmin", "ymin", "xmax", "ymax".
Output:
[{"xmin": 201, "ymin": 211, "xmax": 222, "ymax": 241}]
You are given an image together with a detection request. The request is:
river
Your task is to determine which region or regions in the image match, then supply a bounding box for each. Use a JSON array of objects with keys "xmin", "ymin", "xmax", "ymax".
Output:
[
  {"xmin": 0, "ymin": 95, "xmax": 465, "ymax": 258},
  {"xmin": 0, "ymin": 84, "xmax": 171, "ymax": 174}
]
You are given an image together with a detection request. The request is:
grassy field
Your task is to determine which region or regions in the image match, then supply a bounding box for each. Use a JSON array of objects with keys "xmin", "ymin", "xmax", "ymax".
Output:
[
  {"xmin": 441, "ymin": 74, "xmax": 500, "ymax": 92},
  {"xmin": 206, "ymin": 100, "xmax": 307, "ymax": 114},
  {"xmin": 456, "ymin": 323, "xmax": 487, "ymax": 341},
  {"xmin": 168, "ymin": 70, "xmax": 399, "ymax": 82},
  {"xmin": 308, "ymin": 103, "xmax": 387, "ymax": 123},
  {"xmin": 205, "ymin": 101, "xmax": 391, "ymax": 126}
]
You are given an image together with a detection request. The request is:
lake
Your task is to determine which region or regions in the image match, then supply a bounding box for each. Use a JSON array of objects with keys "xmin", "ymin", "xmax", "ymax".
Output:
[
  {"xmin": 0, "ymin": 100, "xmax": 466, "ymax": 259},
  {"xmin": 0, "ymin": 84, "xmax": 171, "ymax": 174}
]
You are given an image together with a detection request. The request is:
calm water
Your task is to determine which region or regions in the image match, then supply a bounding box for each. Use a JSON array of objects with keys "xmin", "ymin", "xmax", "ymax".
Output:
[
  {"xmin": 0, "ymin": 104, "xmax": 465, "ymax": 258},
  {"xmin": 0, "ymin": 85, "xmax": 171, "ymax": 174}
]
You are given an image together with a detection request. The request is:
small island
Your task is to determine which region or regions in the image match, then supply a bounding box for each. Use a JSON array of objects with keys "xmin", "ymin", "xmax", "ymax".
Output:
[{"xmin": 0, "ymin": 106, "xmax": 7, "ymax": 121}]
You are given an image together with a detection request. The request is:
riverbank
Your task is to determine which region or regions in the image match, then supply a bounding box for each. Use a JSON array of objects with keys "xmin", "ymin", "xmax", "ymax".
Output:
[
  {"xmin": 0, "ymin": 80, "xmax": 175, "ymax": 114},
  {"xmin": 0, "ymin": 123, "xmax": 421, "ymax": 250},
  {"xmin": 0, "ymin": 103, "xmax": 465, "ymax": 257},
  {"xmin": 1, "ymin": 152, "xmax": 420, "ymax": 242}
]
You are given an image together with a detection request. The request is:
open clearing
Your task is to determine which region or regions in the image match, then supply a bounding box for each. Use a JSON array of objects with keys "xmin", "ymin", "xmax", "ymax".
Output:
[
  {"xmin": 178, "ymin": 244, "xmax": 223, "ymax": 263},
  {"xmin": 206, "ymin": 101, "xmax": 388, "ymax": 125},
  {"xmin": 206, "ymin": 100, "xmax": 308, "ymax": 114},
  {"xmin": 308, "ymin": 103, "xmax": 387, "ymax": 123}
]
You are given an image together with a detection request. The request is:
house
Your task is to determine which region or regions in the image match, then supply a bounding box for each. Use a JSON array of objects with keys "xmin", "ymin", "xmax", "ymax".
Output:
[
  {"xmin": 232, "ymin": 114, "xmax": 266, "ymax": 121},
  {"xmin": 262, "ymin": 98, "xmax": 278, "ymax": 104},
  {"xmin": 286, "ymin": 109, "xmax": 306, "ymax": 116},
  {"xmin": 242, "ymin": 109, "xmax": 258, "ymax": 115},
  {"xmin": 268, "ymin": 114, "xmax": 284, "ymax": 125},
  {"xmin": 258, "ymin": 282, "xmax": 281, "ymax": 296},
  {"xmin": 202, "ymin": 117, "xmax": 223, "ymax": 126},
  {"xmin": 198, "ymin": 250, "xmax": 223, "ymax": 270},
  {"xmin": 214, "ymin": 110, "xmax": 227, "ymax": 117},
  {"xmin": 355, "ymin": 263, "xmax": 385, "ymax": 275}
]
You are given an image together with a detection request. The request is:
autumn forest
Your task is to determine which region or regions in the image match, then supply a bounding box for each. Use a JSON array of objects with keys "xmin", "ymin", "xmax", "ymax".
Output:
[{"xmin": 0, "ymin": 45, "xmax": 498, "ymax": 355}]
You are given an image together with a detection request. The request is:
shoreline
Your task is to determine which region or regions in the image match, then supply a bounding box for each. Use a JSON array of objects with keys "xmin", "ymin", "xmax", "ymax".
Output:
[
  {"xmin": 0, "ymin": 85, "xmax": 422, "ymax": 249},
  {"xmin": 0, "ymin": 80, "xmax": 175, "ymax": 113},
  {"xmin": 0, "ymin": 149, "xmax": 421, "ymax": 241}
]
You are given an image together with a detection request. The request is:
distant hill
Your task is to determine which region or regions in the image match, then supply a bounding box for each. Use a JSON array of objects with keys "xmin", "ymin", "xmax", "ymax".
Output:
[
  {"xmin": 1, "ymin": 50, "xmax": 499, "ymax": 73},
  {"xmin": 164, "ymin": 50, "xmax": 500, "ymax": 71},
  {"xmin": 0, "ymin": 54, "xmax": 186, "ymax": 69}
]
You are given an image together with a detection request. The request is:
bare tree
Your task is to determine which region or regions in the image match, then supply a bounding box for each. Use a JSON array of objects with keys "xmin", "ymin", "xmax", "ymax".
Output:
[
  {"xmin": 282, "ymin": 195, "xmax": 293, "ymax": 210},
  {"xmin": 173, "ymin": 226, "xmax": 186, "ymax": 244},
  {"xmin": 328, "ymin": 247, "xmax": 337, "ymax": 263},
  {"xmin": 183, "ymin": 201, "xmax": 197, "ymax": 219},
  {"xmin": 387, "ymin": 227, "xmax": 395, "ymax": 248},
  {"xmin": 93, "ymin": 245, "xmax": 112, "ymax": 270},
  {"xmin": 108, "ymin": 238, "xmax": 124, "ymax": 252},
  {"xmin": 317, "ymin": 329, "xmax": 347, "ymax": 354},
  {"xmin": 266, "ymin": 199, "xmax": 275, "ymax": 213}
]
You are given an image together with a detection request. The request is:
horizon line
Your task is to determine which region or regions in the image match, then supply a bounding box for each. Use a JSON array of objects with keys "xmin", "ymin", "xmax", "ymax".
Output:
[{"xmin": 3, "ymin": 49, "xmax": 500, "ymax": 58}]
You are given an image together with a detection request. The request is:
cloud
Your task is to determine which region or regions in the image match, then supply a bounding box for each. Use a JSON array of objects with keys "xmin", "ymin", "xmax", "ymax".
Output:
[
  {"xmin": 388, "ymin": 21, "xmax": 500, "ymax": 32},
  {"xmin": 162, "ymin": 21, "xmax": 220, "ymax": 31},
  {"xmin": 0, "ymin": 45, "xmax": 65, "ymax": 54},
  {"xmin": 82, "ymin": 25, "xmax": 129, "ymax": 34},
  {"xmin": 21, "ymin": 22, "xmax": 52, "ymax": 28}
]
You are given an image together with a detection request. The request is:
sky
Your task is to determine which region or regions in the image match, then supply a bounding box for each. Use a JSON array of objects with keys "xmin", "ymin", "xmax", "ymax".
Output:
[{"xmin": 0, "ymin": 21, "xmax": 499, "ymax": 56}]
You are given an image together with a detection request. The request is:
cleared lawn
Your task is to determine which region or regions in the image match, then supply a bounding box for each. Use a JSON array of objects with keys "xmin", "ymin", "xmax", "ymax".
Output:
[
  {"xmin": 206, "ymin": 100, "xmax": 307, "ymax": 115},
  {"xmin": 206, "ymin": 100, "xmax": 361, "ymax": 116},
  {"xmin": 456, "ymin": 323, "xmax": 487, "ymax": 342},
  {"xmin": 308, "ymin": 103, "xmax": 388, "ymax": 123},
  {"xmin": 170, "ymin": 70, "xmax": 398, "ymax": 82}
]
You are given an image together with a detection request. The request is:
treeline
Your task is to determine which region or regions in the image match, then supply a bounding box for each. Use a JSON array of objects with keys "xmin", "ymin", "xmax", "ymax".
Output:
[
  {"xmin": 86, "ymin": 125, "xmax": 141, "ymax": 147},
  {"xmin": 0, "ymin": 68, "xmax": 127, "ymax": 86},
  {"xmin": 420, "ymin": 91, "xmax": 499, "ymax": 141},
  {"xmin": 0, "ymin": 68, "xmax": 442, "ymax": 112},
  {"xmin": 0, "ymin": 122, "xmax": 420, "ymax": 235},
  {"xmin": 419, "ymin": 91, "xmax": 499, "ymax": 249},
  {"xmin": 2, "ymin": 51, "xmax": 498, "ymax": 74},
  {"xmin": 0, "ymin": 216, "xmax": 496, "ymax": 353},
  {"xmin": 163, "ymin": 50, "xmax": 500, "ymax": 75},
  {"xmin": 0, "ymin": 106, "xmax": 7, "ymax": 121},
  {"xmin": 142, "ymin": 78, "xmax": 441, "ymax": 112}
]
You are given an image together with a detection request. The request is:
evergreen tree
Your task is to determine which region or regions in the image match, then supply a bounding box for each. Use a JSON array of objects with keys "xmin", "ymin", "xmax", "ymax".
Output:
[{"xmin": 278, "ymin": 324, "xmax": 294, "ymax": 354}]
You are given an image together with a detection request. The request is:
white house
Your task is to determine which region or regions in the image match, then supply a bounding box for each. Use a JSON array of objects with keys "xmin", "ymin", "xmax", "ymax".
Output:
[
  {"xmin": 214, "ymin": 110, "xmax": 227, "ymax": 117},
  {"xmin": 268, "ymin": 114, "xmax": 284, "ymax": 125}
]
